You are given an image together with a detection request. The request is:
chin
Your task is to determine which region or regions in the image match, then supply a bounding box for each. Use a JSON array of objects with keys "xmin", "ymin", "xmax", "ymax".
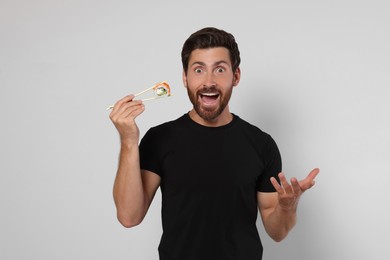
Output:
[{"xmin": 195, "ymin": 105, "xmax": 225, "ymax": 121}]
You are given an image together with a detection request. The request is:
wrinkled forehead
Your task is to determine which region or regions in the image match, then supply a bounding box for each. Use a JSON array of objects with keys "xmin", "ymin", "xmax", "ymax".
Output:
[{"xmin": 188, "ymin": 47, "xmax": 232, "ymax": 67}]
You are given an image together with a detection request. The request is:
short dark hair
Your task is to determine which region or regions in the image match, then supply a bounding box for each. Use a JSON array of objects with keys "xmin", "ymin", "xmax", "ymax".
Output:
[{"xmin": 181, "ymin": 27, "xmax": 241, "ymax": 74}]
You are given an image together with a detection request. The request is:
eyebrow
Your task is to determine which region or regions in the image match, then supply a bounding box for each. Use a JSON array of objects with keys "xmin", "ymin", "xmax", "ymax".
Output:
[{"xmin": 190, "ymin": 60, "xmax": 230, "ymax": 67}]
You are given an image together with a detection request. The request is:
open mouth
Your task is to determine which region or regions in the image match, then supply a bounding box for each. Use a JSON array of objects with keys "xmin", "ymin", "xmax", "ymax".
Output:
[{"xmin": 200, "ymin": 92, "xmax": 220, "ymax": 105}]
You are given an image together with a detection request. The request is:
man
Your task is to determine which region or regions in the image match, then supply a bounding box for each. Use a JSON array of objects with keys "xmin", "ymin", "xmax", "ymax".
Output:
[{"xmin": 109, "ymin": 27, "xmax": 319, "ymax": 260}]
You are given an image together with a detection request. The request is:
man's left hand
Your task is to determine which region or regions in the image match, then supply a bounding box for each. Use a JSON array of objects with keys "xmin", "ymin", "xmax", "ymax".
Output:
[{"xmin": 270, "ymin": 168, "xmax": 320, "ymax": 211}]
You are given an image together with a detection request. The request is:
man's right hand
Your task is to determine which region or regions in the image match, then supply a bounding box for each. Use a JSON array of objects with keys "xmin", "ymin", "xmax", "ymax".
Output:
[{"xmin": 109, "ymin": 94, "xmax": 145, "ymax": 144}]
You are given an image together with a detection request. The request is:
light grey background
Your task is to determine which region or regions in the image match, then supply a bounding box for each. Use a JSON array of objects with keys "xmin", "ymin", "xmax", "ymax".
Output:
[{"xmin": 1, "ymin": 0, "xmax": 389, "ymax": 259}]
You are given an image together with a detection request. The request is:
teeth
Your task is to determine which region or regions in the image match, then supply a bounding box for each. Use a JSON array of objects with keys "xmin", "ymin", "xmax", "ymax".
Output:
[{"xmin": 201, "ymin": 93, "xmax": 218, "ymax": 96}]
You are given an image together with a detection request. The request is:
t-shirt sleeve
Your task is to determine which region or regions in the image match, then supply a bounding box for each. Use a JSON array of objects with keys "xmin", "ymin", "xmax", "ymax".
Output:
[
  {"xmin": 139, "ymin": 127, "xmax": 163, "ymax": 176},
  {"xmin": 256, "ymin": 134, "xmax": 282, "ymax": 192}
]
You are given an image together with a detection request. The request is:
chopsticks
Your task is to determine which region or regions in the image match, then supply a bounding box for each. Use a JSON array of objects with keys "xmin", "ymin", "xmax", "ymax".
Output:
[{"xmin": 107, "ymin": 81, "xmax": 171, "ymax": 110}]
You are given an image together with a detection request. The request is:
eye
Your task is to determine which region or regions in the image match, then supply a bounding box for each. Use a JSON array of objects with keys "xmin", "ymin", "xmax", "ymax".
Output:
[
  {"xmin": 215, "ymin": 67, "xmax": 225, "ymax": 73},
  {"xmin": 192, "ymin": 66, "xmax": 203, "ymax": 74},
  {"xmin": 194, "ymin": 67, "xmax": 203, "ymax": 73}
]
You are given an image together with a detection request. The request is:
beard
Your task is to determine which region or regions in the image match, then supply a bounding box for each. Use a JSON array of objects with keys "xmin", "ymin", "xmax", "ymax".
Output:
[{"xmin": 186, "ymin": 81, "xmax": 233, "ymax": 121}]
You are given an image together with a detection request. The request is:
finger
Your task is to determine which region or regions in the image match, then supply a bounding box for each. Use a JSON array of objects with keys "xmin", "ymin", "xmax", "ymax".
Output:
[
  {"xmin": 305, "ymin": 168, "xmax": 320, "ymax": 186},
  {"xmin": 279, "ymin": 172, "xmax": 293, "ymax": 194},
  {"xmin": 118, "ymin": 100, "xmax": 144, "ymax": 118},
  {"xmin": 109, "ymin": 95, "xmax": 135, "ymax": 119},
  {"xmin": 307, "ymin": 168, "xmax": 320, "ymax": 181},
  {"xmin": 270, "ymin": 177, "xmax": 284, "ymax": 195},
  {"xmin": 110, "ymin": 102, "xmax": 143, "ymax": 127},
  {"xmin": 122, "ymin": 102, "xmax": 145, "ymax": 119},
  {"xmin": 111, "ymin": 94, "xmax": 135, "ymax": 112},
  {"xmin": 290, "ymin": 177, "xmax": 302, "ymax": 195},
  {"xmin": 300, "ymin": 168, "xmax": 320, "ymax": 190},
  {"xmin": 111, "ymin": 99, "xmax": 142, "ymax": 121}
]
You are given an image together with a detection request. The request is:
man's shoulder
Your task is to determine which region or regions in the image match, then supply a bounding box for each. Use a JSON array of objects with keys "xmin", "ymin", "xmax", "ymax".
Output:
[
  {"xmin": 234, "ymin": 114, "xmax": 268, "ymax": 136},
  {"xmin": 233, "ymin": 115, "xmax": 280, "ymax": 157},
  {"xmin": 149, "ymin": 114, "xmax": 188, "ymax": 131},
  {"xmin": 143, "ymin": 114, "xmax": 189, "ymax": 142}
]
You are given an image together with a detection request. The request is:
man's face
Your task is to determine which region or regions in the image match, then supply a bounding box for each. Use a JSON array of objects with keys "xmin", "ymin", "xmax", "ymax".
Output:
[{"xmin": 183, "ymin": 47, "xmax": 240, "ymax": 121}]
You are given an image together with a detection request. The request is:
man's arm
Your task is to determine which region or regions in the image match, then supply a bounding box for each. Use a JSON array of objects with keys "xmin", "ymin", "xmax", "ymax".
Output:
[
  {"xmin": 110, "ymin": 94, "xmax": 161, "ymax": 228},
  {"xmin": 113, "ymin": 146, "xmax": 160, "ymax": 228},
  {"xmin": 258, "ymin": 168, "xmax": 320, "ymax": 242}
]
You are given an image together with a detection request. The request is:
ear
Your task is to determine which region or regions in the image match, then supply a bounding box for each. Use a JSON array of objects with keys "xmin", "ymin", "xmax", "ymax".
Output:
[
  {"xmin": 233, "ymin": 67, "xmax": 241, "ymax": 87},
  {"xmin": 182, "ymin": 70, "xmax": 188, "ymax": 88}
]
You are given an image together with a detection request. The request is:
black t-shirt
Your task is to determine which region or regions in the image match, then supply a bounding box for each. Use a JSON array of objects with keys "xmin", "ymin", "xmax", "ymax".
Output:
[{"xmin": 139, "ymin": 113, "xmax": 282, "ymax": 260}]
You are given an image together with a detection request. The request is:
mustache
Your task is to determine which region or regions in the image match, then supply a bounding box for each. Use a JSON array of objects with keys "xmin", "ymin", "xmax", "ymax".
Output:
[{"xmin": 197, "ymin": 86, "xmax": 222, "ymax": 95}]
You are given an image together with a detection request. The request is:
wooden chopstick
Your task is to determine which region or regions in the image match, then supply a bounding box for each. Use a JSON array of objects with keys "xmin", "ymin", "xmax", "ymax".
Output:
[{"xmin": 107, "ymin": 81, "xmax": 169, "ymax": 110}]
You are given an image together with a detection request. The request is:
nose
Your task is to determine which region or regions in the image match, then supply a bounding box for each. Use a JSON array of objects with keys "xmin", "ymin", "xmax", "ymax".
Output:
[{"xmin": 203, "ymin": 72, "xmax": 216, "ymax": 88}]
